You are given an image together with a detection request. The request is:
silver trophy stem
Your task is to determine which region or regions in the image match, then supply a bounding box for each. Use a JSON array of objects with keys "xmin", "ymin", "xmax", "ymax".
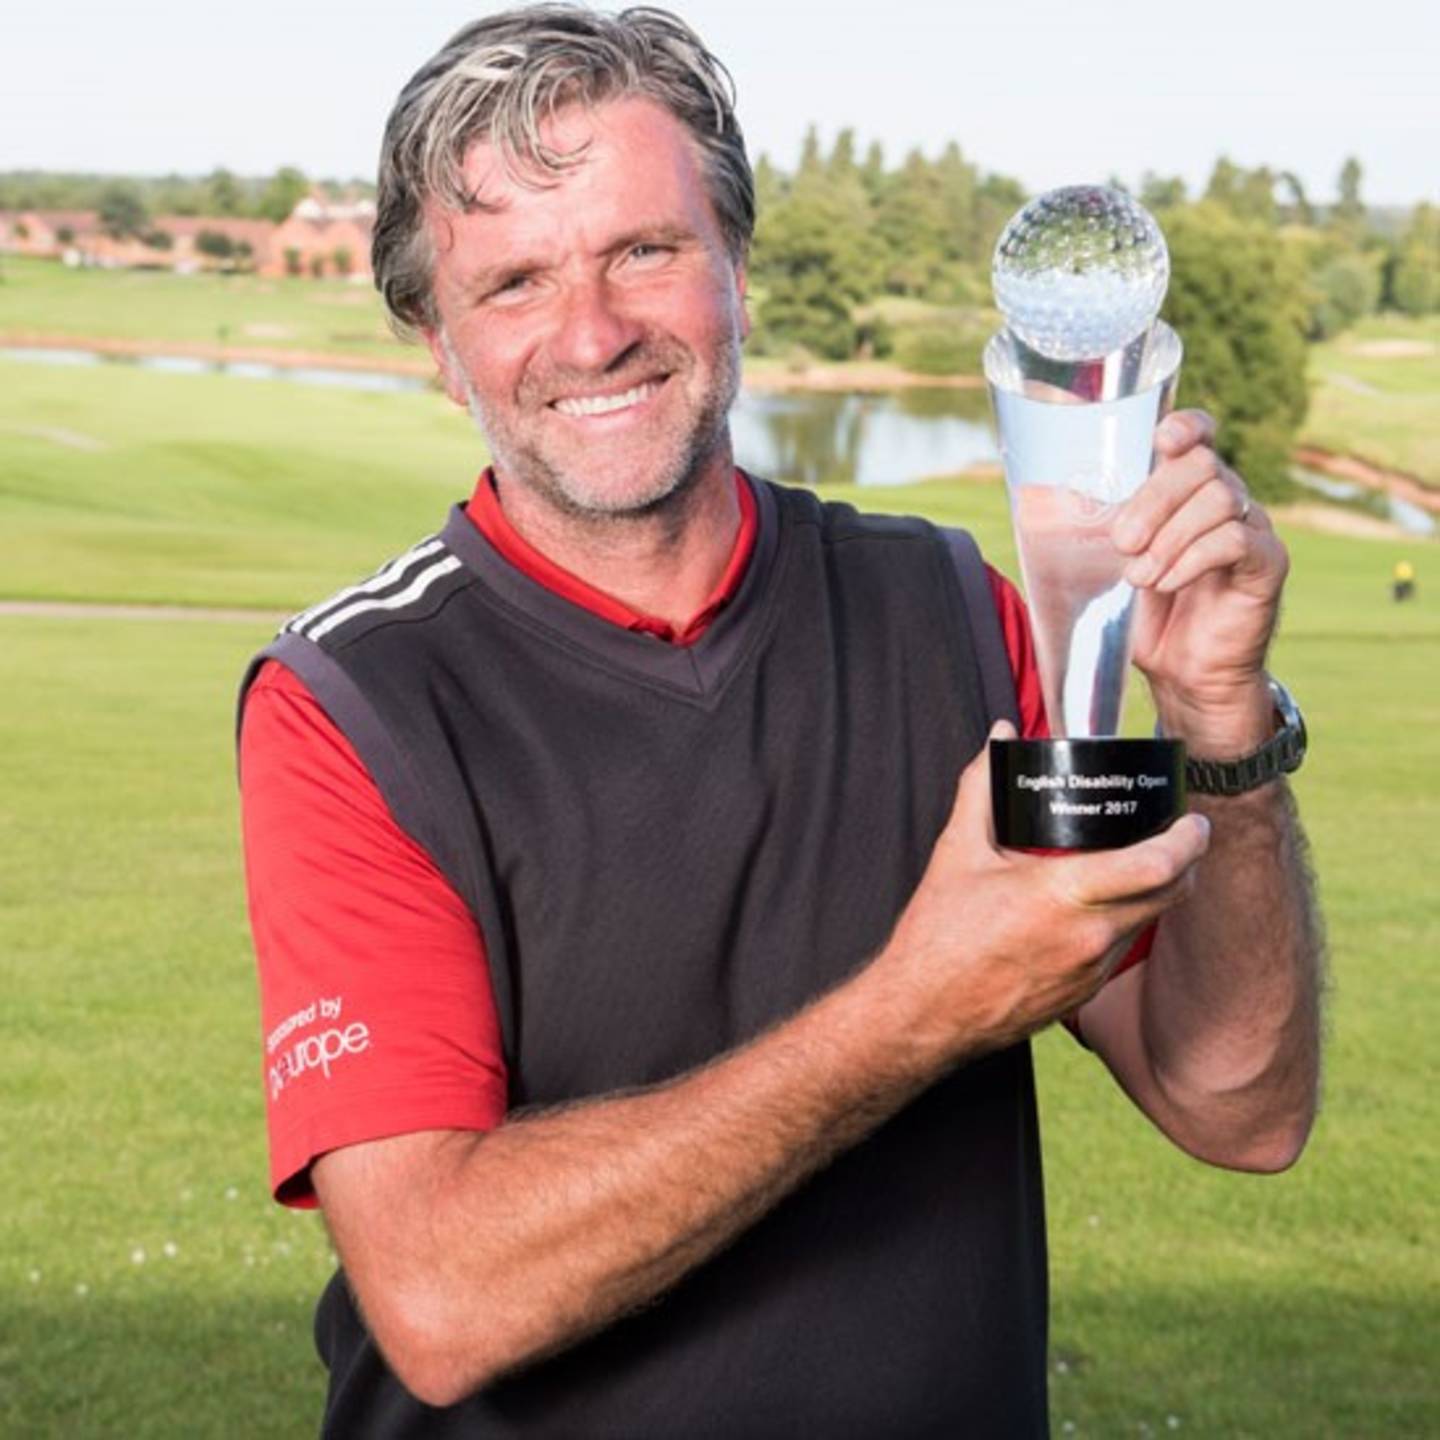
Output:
[{"xmin": 985, "ymin": 321, "xmax": 1182, "ymax": 739}]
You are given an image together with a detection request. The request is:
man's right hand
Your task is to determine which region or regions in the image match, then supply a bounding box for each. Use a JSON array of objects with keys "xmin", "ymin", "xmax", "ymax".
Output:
[{"xmin": 877, "ymin": 720, "xmax": 1212, "ymax": 1065}]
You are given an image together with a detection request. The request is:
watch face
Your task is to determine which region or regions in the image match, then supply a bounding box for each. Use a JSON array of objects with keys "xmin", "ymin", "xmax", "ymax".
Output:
[{"xmin": 1268, "ymin": 678, "xmax": 1307, "ymax": 760}]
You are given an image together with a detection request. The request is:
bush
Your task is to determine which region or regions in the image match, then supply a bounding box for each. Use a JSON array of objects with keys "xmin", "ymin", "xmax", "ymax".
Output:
[
  {"xmin": 1390, "ymin": 248, "xmax": 1438, "ymax": 316},
  {"xmin": 892, "ymin": 311, "xmax": 990, "ymax": 376},
  {"xmin": 1310, "ymin": 253, "xmax": 1381, "ymax": 339},
  {"xmin": 195, "ymin": 230, "xmax": 236, "ymax": 260}
]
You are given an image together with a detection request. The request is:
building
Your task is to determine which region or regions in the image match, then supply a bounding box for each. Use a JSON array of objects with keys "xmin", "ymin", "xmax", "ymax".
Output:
[{"xmin": 0, "ymin": 190, "xmax": 375, "ymax": 280}]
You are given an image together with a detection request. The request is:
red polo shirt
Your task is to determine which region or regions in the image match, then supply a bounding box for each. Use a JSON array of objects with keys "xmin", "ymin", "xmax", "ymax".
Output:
[{"xmin": 241, "ymin": 473, "xmax": 1055, "ymax": 1205}]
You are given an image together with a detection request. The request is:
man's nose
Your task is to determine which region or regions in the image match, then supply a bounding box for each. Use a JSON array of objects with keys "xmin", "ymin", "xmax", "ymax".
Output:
[{"xmin": 548, "ymin": 275, "xmax": 644, "ymax": 373}]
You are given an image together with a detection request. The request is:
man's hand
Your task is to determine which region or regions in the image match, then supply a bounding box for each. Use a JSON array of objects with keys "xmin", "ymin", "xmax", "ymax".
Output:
[
  {"xmin": 878, "ymin": 719, "xmax": 1212, "ymax": 1062},
  {"xmin": 1113, "ymin": 409, "xmax": 1289, "ymax": 755}
]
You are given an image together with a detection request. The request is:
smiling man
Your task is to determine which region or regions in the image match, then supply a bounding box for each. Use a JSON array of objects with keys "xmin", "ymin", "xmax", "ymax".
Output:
[{"xmin": 238, "ymin": 7, "xmax": 1322, "ymax": 1437}]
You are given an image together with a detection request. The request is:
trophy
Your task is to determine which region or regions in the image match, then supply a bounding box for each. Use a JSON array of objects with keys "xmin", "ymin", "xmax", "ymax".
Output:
[{"xmin": 984, "ymin": 186, "xmax": 1186, "ymax": 849}]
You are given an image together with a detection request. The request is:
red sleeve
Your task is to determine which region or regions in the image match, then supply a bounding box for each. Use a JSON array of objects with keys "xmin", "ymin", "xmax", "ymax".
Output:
[
  {"xmin": 984, "ymin": 565, "xmax": 1048, "ymax": 742},
  {"xmin": 240, "ymin": 660, "xmax": 508, "ymax": 1207},
  {"xmin": 983, "ymin": 565, "xmax": 1155, "ymax": 1001}
]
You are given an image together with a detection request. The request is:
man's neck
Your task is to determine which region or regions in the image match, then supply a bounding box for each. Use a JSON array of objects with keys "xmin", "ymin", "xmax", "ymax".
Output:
[{"xmin": 490, "ymin": 461, "xmax": 743, "ymax": 631}]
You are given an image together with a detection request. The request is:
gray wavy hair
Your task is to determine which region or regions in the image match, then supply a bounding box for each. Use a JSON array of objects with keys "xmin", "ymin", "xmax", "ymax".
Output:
[{"xmin": 373, "ymin": 4, "xmax": 754, "ymax": 338}]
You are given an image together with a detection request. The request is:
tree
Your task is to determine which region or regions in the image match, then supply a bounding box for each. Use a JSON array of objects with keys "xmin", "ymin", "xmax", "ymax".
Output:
[
  {"xmin": 259, "ymin": 165, "xmax": 308, "ymax": 222},
  {"xmin": 1389, "ymin": 202, "xmax": 1440, "ymax": 315},
  {"xmin": 859, "ymin": 140, "xmax": 886, "ymax": 206},
  {"xmin": 1139, "ymin": 173, "xmax": 1187, "ymax": 211},
  {"xmin": 1330, "ymin": 157, "xmax": 1366, "ymax": 239},
  {"xmin": 1277, "ymin": 172, "xmax": 1313, "ymax": 227},
  {"xmin": 752, "ymin": 154, "xmax": 784, "ymax": 219},
  {"xmin": 755, "ymin": 154, "xmax": 878, "ymax": 358},
  {"xmin": 1310, "ymin": 253, "xmax": 1381, "ymax": 338},
  {"xmin": 207, "ymin": 167, "xmax": 243, "ymax": 216},
  {"xmin": 1160, "ymin": 202, "xmax": 1310, "ymax": 501},
  {"xmin": 333, "ymin": 246, "xmax": 354, "ymax": 277},
  {"xmin": 1204, "ymin": 156, "xmax": 1243, "ymax": 208},
  {"xmin": 875, "ymin": 148, "xmax": 948, "ymax": 296},
  {"xmin": 98, "ymin": 182, "xmax": 148, "ymax": 239},
  {"xmin": 195, "ymin": 229, "xmax": 236, "ymax": 260},
  {"xmin": 284, "ymin": 246, "xmax": 303, "ymax": 277}
]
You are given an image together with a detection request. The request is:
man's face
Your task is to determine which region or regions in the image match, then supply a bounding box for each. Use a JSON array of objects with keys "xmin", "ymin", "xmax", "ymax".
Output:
[{"xmin": 423, "ymin": 96, "xmax": 749, "ymax": 520}]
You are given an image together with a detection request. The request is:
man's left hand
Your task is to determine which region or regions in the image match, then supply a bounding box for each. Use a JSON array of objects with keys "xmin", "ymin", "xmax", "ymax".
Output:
[{"xmin": 1112, "ymin": 408, "xmax": 1289, "ymax": 754}]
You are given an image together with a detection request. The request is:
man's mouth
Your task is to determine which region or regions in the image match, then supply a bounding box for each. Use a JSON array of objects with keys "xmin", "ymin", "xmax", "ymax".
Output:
[{"xmin": 550, "ymin": 378, "xmax": 665, "ymax": 418}]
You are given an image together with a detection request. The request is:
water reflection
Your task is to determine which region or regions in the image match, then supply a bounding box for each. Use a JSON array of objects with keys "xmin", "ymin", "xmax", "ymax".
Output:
[
  {"xmin": 1291, "ymin": 466, "xmax": 1436, "ymax": 537},
  {"xmin": 731, "ymin": 387, "xmax": 998, "ymax": 488},
  {"xmin": 0, "ymin": 344, "xmax": 430, "ymax": 394}
]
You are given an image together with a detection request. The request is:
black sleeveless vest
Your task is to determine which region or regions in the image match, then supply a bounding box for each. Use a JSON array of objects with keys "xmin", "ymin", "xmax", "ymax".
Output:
[{"xmin": 242, "ymin": 479, "xmax": 1048, "ymax": 1439}]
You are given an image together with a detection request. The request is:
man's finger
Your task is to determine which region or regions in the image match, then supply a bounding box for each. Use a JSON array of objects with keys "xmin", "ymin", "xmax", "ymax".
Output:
[
  {"xmin": 1153, "ymin": 408, "xmax": 1217, "ymax": 459},
  {"xmin": 1124, "ymin": 472, "xmax": 1250, "ymax": 589},
  {"xmin": 1055, "ymin": 812, "xmax": 1211, "ymax": 911},
  {"xmin": 1112, "ymin": 444, "xmax": 1227, "ymax": 556}
]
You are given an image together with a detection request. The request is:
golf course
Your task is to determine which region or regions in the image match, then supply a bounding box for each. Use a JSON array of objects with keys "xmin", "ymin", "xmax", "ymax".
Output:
[{"xmin": 1, "ymin": 260, "xmax": 1436, "ymax": 1436}]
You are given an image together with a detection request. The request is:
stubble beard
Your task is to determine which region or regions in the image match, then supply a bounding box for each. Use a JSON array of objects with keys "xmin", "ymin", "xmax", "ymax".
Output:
[{"xmin": 452, "ymin": 328, "xmax": 742, "ymax": 525}]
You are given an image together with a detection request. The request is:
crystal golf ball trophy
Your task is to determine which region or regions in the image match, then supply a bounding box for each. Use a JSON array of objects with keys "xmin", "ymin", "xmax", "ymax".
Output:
[{"xmin": 985, "ymin": 186, "xmax": 1186, "ymax": 849}]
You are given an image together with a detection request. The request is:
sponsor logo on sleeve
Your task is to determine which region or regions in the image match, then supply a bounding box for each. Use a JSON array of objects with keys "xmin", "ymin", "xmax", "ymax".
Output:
[{"xmin": 266, "ymin": 995, "xmax": 370, "ymax": 1101}]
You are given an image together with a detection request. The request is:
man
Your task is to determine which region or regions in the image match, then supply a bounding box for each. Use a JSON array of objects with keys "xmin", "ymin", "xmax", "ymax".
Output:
[{"xmin": 239, "ymin": 6, "xmax": 1322, "ymax": 1435}]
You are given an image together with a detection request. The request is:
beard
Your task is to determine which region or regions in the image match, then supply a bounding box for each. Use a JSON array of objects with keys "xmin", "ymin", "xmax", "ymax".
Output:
[{"xmin": 447, "ymin": 326, "xmax": 742, "ymax": 523}]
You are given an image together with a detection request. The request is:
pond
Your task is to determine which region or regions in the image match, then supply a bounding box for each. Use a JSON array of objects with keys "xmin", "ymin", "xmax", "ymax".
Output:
[
  {"xmin": 731, "ymin": 387, "xmax": 999, "ymax": 488},
  {"xmin": 0, "ymin": 344, "xmax": 432, "ymax": 395}
]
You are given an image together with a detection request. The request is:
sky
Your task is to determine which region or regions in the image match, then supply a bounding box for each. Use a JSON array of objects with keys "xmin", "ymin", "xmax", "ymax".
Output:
[{"xmin": 4, "ymin": 0, "xmax": 1437, "ymax": 208}]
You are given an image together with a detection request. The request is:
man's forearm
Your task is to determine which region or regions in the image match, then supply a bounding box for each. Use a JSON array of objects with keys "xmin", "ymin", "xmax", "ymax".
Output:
[
  {"xmin": 317, "ymin": 951, "xmax": 951, "ymax": 1407},
  {"xmin": 1081, "ymin": 778, "xmax": 1324, "ymax": 1170}
]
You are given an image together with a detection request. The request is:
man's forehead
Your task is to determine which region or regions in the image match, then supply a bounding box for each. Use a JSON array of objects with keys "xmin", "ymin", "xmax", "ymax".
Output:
[
  {"xmin": 422, "ymin": 96, "xmax": 709, "ymax": 254},
  {"xmin": 447, "ymin": 97, "xmax": 698, "ymax": 212}
]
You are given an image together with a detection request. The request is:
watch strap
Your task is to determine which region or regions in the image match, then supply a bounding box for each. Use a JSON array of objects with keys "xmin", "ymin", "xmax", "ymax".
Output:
[{"xmin": 1183, "ymin": 678, "xmax": 1306, "ymax": 796}]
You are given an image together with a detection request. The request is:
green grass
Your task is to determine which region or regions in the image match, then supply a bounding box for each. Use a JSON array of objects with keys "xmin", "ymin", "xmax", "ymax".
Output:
[
  {"xmin": 1301, "ymin": 312, "xmax": 1440, "ymax": 484},
  {"xmin": 2, "ymin": 357, "xmax": 1437, "ymax": 1435},
  {"xmin": 0, "ymin": 356, "xmax": 479, "ymax": 607},
  {"xmin": 0, "ymin": 254, "xmax": 413, "ymax": 364}
]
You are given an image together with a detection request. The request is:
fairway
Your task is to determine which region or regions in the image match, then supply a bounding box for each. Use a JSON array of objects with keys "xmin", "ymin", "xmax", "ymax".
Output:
[
  {"xmin": 0, "ymin": 256, "xmax": 411, "ymax": 366},
  {"xmin": 1302, "ymin": 314, "xmax": 1440, "ymax": 484},
  {"xmin": 2, "ymin": 357, "xmax": 1436, "ymax": 1436}
]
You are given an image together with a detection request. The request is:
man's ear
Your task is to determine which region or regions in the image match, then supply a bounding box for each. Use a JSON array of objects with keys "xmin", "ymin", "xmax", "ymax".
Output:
[
  {"xmin": 735, "ymin": 261, "xmax": 751, "ymax": 342},
  {"xmin": 423, "ymin": 325, "xmax": 469, "ymax": 409}
]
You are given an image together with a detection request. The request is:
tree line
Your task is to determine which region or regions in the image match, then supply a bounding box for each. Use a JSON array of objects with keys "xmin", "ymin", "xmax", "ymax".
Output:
[{"xmin": 0, "ymin": 167, "xmax": 360, "ymax": 226}]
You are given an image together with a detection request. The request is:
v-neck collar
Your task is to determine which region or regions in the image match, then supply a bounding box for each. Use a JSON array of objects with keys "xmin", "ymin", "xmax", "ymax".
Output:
[{"xmin": 440, "ymin": 475, "xmax": 784, "ymax": 700}]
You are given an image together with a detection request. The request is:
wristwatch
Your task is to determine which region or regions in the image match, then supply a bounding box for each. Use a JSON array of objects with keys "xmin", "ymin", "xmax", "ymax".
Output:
[{"xmin": 1184, "ymin": 677, "xmax": 1307, "ymax": 796}]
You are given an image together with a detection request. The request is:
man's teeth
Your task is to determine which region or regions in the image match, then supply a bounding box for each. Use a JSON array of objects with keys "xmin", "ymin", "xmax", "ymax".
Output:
[{"xmin": 553, "ymin": 381, "xmax": 659, "ymax": 418}]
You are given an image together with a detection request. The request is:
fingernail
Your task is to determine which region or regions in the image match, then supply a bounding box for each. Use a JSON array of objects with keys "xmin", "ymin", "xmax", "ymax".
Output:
[
  {"xmin": 1156, "ymin": 415, "xmax": 1186, "ymax": 448},
  {"xmin": 1112, "ymin": 516, "xmax": 1143, "ymax": 552},
  {"xmin": 1126, "ymin": 554, "xmax": 1158, "ymax": 586}
]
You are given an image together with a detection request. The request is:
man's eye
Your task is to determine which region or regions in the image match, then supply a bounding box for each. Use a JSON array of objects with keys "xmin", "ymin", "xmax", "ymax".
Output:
[
  {"xmin": 487, "ymin": 275, "xmax": 532, "ymax": 303},
  {"xmin": 627, "ymin": 243, "xmax": 672, "ymax": 265}
]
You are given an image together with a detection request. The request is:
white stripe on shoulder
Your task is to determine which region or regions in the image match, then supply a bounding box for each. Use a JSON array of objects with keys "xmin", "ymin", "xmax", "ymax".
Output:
[
  {"xmin": 284, "ymin": 536, "xmax": 447, "ymax": 637},
  {"xmin": 306, "ymin": 555, "xmax": 465, "ymax": 641}
]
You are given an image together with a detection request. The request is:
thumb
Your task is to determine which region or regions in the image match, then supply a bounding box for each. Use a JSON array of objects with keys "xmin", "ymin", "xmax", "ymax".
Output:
[{"xmin": 950, "ymin": 718, "xmax": 1017, "ymax": 841}]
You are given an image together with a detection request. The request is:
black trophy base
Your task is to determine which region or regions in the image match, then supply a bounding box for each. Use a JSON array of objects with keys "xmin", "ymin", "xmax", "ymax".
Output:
[{"xmin": 990, "ymin": 737, "xmax": 1187, "ymax": 850}]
